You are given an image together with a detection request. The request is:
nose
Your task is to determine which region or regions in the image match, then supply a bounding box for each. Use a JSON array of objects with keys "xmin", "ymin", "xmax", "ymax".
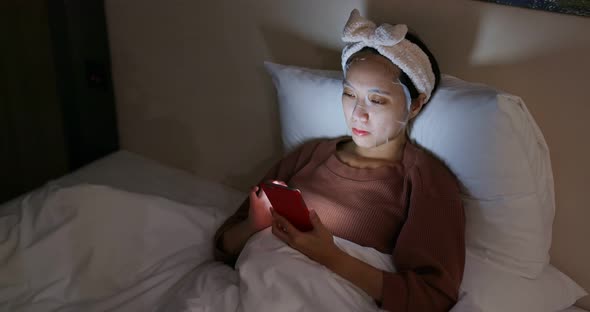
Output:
[{"xmin": 352, "ymin": 101, "xmax": 369, "ymax": 123}]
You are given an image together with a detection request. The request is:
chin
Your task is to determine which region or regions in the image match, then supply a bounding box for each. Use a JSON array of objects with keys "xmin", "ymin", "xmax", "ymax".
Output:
[
  {"xmin": 351, "ymin": 135, "xmax": 380, "ymax": 148},
  {"xmin": 352, "ymin": 133, "xmax": 402, "ymax": 148}
]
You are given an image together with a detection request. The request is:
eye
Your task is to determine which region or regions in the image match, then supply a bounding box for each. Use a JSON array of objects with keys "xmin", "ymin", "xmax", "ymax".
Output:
[
  {"xmin": 343, "ymin": 90, "xmax": 356, "ymax": 98},
  {"xmin": 369, "ymin": 97, "xmax": 385, "ymax": 104}
]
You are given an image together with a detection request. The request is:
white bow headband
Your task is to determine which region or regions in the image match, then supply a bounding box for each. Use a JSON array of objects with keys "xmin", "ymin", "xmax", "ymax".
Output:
[{"xmin": 341, "ymin": 9, "xmax": 435, "ymax": 102}]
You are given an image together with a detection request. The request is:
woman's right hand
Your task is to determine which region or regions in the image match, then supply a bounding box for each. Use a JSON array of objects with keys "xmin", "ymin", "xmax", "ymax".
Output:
[{"xmin": 246, "ymin": 185, "xmax": 273, "ymax": 232}]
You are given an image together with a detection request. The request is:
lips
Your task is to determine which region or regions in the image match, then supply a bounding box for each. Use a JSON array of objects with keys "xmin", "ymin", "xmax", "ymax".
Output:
[{"xmin": 352, "ymin": 128, "xmax": 370, "ymax": 136}]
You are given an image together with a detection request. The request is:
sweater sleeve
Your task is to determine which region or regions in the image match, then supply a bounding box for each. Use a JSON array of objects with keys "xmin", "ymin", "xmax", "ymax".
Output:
[
  {"xmin": 380, "ymin": 165, "xmax": 466, "ymax": 312},
  {"xmin": 213, "ymin": 140, "xmax": 323, "ymax": 266}
]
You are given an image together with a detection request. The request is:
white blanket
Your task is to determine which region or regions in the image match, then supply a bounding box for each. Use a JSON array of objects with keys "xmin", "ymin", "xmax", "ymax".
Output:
[
  {"xmin": 3, "ymin": 184, "xmax": 520, "ymax": 312},
  {"xmin": 0, "ymin": 184, "xmax": 394, "ymax": 312},
  {"xmin": 238, "ymin": 228, "xmax": 395, "ymax": 312},
  {"xmin": 162, "ymin": 228, "xmax": 395, "ymax": 312},
  {"xmin": 0, "ymin": 184, "xmax": 230, "ymax": 312}
]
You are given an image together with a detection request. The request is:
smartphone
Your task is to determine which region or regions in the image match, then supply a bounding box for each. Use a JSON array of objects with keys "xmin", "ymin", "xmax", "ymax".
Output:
[{"xmin": 260, "ymin": 181, "xmax": 313, "ymax": 232}]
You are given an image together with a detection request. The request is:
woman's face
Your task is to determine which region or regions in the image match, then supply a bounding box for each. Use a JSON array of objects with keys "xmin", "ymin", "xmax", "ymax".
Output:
[{"xmin": 342, "ymin": 52, "xmax": 411, "ymax": 148}]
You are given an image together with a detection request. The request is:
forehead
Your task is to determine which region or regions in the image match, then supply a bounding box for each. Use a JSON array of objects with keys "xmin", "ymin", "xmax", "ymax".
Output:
[{"xmin": 345, "ymin": 52, "xmax": 402, "ymax": 88}]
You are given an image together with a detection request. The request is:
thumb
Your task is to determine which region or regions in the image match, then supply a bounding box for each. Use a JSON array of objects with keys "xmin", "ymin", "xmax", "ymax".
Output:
[{"xmin": 309, "ymin": 209, "xmax": 323, "ymax": 226}]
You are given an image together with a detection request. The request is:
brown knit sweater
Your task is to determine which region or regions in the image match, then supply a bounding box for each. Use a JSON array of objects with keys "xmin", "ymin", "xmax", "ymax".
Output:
[{"xmin": 214, "ymin": 137, "xmax": 465, "ymax": 312}]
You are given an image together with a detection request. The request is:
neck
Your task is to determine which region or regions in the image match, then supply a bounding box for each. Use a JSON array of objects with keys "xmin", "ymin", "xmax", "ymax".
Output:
[{"xmin": 352, "ymin": 133, "xmax": 407, "ymax": 163}]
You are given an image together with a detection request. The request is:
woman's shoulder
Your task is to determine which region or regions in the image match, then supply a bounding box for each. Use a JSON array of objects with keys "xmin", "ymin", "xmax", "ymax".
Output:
[
  {"xmin": 404, "ymin": 141, "xmax": 461, "ymax": 197},
  {"xmin": 293, "ymin": 137, "xmax": 346, "ymax": 157},
  {"xmin": 283, "ymin": 137, "xmax": 342, "ymax": 168}
]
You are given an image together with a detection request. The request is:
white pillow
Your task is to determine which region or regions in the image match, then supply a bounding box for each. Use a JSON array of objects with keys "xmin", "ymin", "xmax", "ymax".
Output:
[
  {"xmin": 409, "ymin": 76, "xmax": 556, "ymax": 278},
  {"xmin": 450, "ymin": 251, "xmax": 587, "ymax": 312},
  {"xmin": 264, "ymin": 61, "xmax": 552, "ymax": 278},
  {"xmin": 264, "ymin": 62, "xmax": 347, "ymax": 152}
]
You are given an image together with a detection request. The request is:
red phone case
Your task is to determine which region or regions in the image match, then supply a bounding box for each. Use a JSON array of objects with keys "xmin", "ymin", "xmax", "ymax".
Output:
[{"xmin": 260, "ymin": 181, "xmax": 313, "ymax": 232}]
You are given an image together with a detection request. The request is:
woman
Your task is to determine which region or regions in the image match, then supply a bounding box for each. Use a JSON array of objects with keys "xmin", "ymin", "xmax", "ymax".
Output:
[{"xmin": 214, "ymin": 9, "xmax": 465, "ymax": 312}]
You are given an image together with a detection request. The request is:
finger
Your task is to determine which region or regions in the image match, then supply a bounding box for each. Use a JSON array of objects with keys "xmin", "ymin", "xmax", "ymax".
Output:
[
  {"xmin": 270, "ymin": 209, "xmax": 289, "ymax": 233},
  {"xmin": 250, "ymin": 186, "xmax": 266, "ymax": 201},
  {"xmin": 249, "ymin": 187, "xmax": 257, "ymax": 201},
  {"xmin": 258, "ymin": 188, "xmax": 268, "ymax": 200},
  {"xmin": 271, "ymin": 218, "xmax": 291, "ymax": 243},
  {"xmin": 256, "ymin": 185, "xmax": 267, "ymax": 199},
  {"xmin": 271, "ymin": 211, "xmax": 300, "ymax": 238}
]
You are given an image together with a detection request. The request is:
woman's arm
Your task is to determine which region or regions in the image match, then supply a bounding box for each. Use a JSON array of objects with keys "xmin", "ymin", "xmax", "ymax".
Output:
[
  {"xmin": 219, "ymin": 219, "xmax": 257, "ymax": 259},
  {"xmin": 213, "ymin": 197, "xmax": 251, "ymax": 265},
  {"xmin": 324, "ymin": 249, "xmax": 384, "ymax": 303},
  {"xmin": 374, "ymin": 159, "xmax": 465, "ymax": 312},
  {"xmin": 218, "ymin": 185, "xmax": 276, "ymax": 258}
]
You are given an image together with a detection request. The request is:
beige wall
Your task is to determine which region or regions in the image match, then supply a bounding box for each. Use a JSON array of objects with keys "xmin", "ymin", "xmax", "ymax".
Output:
[{"xmin": 105, "ymin": 0, "xmax": 590, "ymax": 308}]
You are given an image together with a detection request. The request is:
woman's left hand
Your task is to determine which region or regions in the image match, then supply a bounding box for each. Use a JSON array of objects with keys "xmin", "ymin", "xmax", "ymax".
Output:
[{"xmin": 270, "ymin": 208, "xmax": 343, "ymax": 266}]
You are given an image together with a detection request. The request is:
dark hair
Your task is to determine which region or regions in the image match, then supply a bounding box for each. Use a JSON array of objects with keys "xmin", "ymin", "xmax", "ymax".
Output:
[{"xmin": 345, "ymin": 31, "xmax": 441, "ymax": 101}]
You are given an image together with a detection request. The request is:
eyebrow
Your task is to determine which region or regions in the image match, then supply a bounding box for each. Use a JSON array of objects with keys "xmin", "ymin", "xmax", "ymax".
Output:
[{"xmin": 343, "ymin": 80, "xmax": 392, "ymax": 96}]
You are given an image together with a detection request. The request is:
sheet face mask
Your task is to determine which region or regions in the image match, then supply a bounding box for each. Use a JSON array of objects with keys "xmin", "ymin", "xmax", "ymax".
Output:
[{"xmin": 346, "ymin": 80, "xmax": 412, "ymax": 148}]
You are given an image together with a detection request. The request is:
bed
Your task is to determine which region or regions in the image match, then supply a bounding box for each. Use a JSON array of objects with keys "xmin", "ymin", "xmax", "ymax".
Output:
[{"xmin": 0, "ymin": 150, "xmax": 586, "ymax": 312}]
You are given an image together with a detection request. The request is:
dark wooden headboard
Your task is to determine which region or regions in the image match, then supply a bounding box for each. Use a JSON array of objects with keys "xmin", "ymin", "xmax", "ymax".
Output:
[{"xmin": 0, "ymin": 0, "xmax": 117, "ymax": 203}]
